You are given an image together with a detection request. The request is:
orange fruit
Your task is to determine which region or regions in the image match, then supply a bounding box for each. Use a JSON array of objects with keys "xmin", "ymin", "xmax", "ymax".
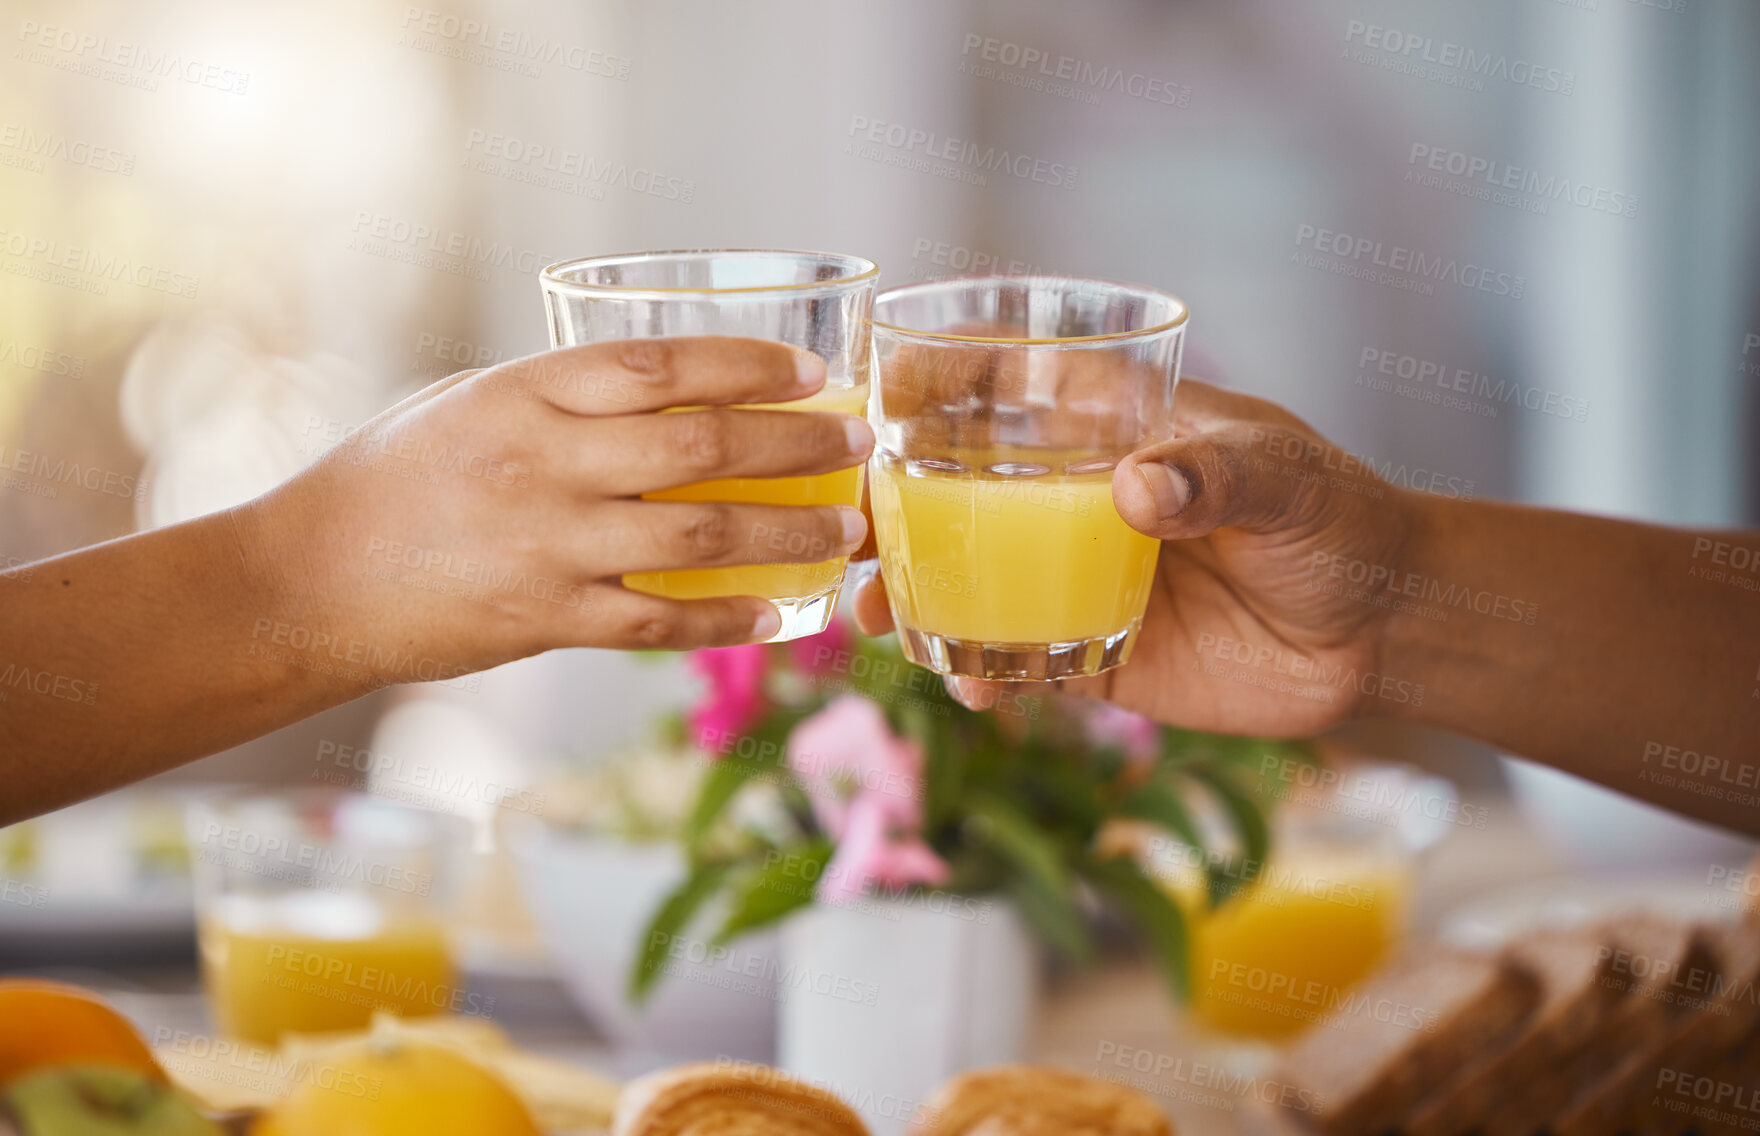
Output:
[
  {"xmin": 249, "ymin": 1037, "xmax": 540, "ymax": 1136},
  {"xmin": 0, "ymin": 978, "xmax": 163, "ymax": 1086}
]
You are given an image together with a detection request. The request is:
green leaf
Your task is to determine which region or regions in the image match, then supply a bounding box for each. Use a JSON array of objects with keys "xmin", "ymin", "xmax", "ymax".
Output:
[
  {"xmin": 964, "ymin": 794, "xmax": 1068, "ymax": 897},
  {"xmin": 628, "ymin": 860, "xmax": 733, "ymax": 1002},
  {"xmin": 1120, "ymin": 779, "xmax": 1238, "ymax": 904},
  {"xmin": 1120, "ymin": 780, "xmax": 1204, "ymax": 848},
  {"xmin": 683, "ymin": 724, "xmax": 788, "ymax": 848},
  {"xmin": 1082, "ymin": 856, "xmax": 1191, "ymax": 1001},
  {"xmin": 1005, "ymin": 873, "xmax": 1094, "ymax": 966},
  {"xmin": 713, "ymin": 838, "xmax": 833, "ymax": 943},
  {"xmin": 1186, "ymin": 764, "xmax": 1272, "ymax": 907}
]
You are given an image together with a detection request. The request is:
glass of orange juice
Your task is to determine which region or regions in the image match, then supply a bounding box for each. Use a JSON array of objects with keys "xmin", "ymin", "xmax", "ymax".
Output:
[
  {"xmin": 868, "ymin": 275, "xmax": 1187, "ymax": 679},
  {"xmin": 1145, "ymin": 804, "xmax": 1414, "ymax": 1041},
  {"xmin": 540, "ymin": 249, "xmax": 878, "ymax": 642},
  {"xmin": 187, "ymin": 790, "xmax": 468, "ymax": 1045}
]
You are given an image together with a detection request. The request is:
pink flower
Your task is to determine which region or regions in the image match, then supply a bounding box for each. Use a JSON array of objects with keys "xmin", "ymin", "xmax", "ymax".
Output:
[
  {"xmin": 786, "ymin": 617, "xmax": 854, "ymax": 676},
  {"xmin": 687, "ymin": 645, "xmax": 768, "ymax": 754},
  {"xmin": 787, "ymin": 695, "xmax": 923, "ymax": 837},
  {"xmin": 787, "ymin": 695, "xmax": 949, "ymax": 901},
  {"xmin": 820, "ymin": 793, "xmax": 950, "ymax": 902},
  {"xmin": 1083, "ymin": 703, "xmax": 1160, "ymax": 768}
]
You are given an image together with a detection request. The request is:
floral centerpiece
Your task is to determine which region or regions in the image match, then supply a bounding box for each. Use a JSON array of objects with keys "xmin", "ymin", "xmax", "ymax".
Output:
[{"xmin": 630, "ymin": 618, "xmax": 1315, "ymax": 1003}]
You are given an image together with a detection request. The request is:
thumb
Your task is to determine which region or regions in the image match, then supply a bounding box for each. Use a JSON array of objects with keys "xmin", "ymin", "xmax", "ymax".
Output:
[{"xmin": 1113, "ymin": 423, "xmax": 1309, "ymax": 541}]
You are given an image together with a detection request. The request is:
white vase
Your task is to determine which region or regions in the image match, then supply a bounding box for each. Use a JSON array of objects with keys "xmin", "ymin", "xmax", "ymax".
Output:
[
  {"xmin": 505, "ymin": 818, "xmax": 780, "ymax": 1064},
  {"xmin": 777, "ymin": 895, "xmax": 1037, "ymax": 1136}
]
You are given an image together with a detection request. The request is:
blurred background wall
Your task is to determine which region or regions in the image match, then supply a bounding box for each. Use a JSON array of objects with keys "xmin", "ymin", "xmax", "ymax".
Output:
[{"xmin": 2, "ymin": 0, "xmax": 1757, "ymax": 790}]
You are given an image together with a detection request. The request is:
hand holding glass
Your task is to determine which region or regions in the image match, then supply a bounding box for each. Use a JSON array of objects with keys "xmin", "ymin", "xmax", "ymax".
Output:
[{"xmin": 868, "ymin": 276, "xmax": 1186, "ymax": 680}]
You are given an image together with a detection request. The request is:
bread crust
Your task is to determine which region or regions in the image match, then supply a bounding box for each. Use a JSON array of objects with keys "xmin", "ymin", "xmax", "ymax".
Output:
[
  {"xmin": 613, "ymin": 1061, "xmax": 871, "ymax": 1136},
  {"xmin": 909, "ymin": 1065, "xmax": 1173, "ymax": 1136}
]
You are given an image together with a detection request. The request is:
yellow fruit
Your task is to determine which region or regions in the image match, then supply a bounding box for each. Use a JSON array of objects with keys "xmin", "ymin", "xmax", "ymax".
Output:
[
  {"xmin": 0, "ymin": 979, "xmax": 163, "ymax": 1087},
  {"xmin": 248, "ymin": 1038, "xmax": 540, "ymax": 1136}
]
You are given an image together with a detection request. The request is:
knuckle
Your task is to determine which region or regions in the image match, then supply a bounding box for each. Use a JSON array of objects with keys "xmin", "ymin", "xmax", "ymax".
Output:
[
  {"xmin": 628, "ymin": 613, "xmax": 680, "ymax": 649},
  {"xmin": 616, "ymin": 338, "xmax": 674, "ymax": 379},
  {"xmin": 682, "ymin": 503, "xmax": 738, "ymax": 559},
  {"xmin": 673, "ymin": 411, "xmax": 733, "ymax": 471}
]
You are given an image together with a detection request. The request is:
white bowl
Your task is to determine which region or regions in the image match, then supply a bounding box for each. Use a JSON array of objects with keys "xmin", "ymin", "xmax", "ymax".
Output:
[
  {"xmin": 1501, "ymin": 756, "xmax": 1754, "ymax": 871},
  {"xmin": 506, "ymin": 818, "xmax": 778, "ymax": 1062}
]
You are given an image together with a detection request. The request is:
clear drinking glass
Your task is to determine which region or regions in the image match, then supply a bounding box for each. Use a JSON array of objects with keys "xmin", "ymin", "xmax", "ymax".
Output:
[
  {"xmin": 540, "ymin": 249, "xmax": 879, "ymax": 642},
  {"xmin": 187, "ymin": 789, "xmax": 468, "ymax": 1045},
  {"xmin": 869, "ymin": 275, "xmax": 1187, "ymax": 679}
]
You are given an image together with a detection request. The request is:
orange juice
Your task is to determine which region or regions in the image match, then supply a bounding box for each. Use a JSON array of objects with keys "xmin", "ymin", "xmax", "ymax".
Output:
[
  {"xmin": 625, "ymin": 385, "xmax": 867, "ymax": 605},
  {"xmin": 199, "ymin": 892, "xmax": 457, "ymax": 1045},
  {"xmin": 1158, "ymin": 847, "xmax": 1409, "ymax": 1040},
  {"xmin": 868, "ymin": 454, "xmax": 1159, "ymax": 645}
]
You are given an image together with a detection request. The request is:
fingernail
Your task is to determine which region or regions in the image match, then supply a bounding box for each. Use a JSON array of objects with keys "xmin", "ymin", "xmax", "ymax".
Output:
[
  {"xmin": 751, "ymin": 604, "xmax": 782, "ymax": 641},
  {"xmin": 795, "ymin": 351, "xmax": 827, "ymax": 392},
  {"xmin": 839, "ymin": 507, "xmax": 867, "ymax": 548},
  {"xmin": 844, "ymin": 416, "xmax": 874, "ymax": 458},
  {"xmin": 1137, "ymin": 462, "xmax": 1191, "ymax": 519}
]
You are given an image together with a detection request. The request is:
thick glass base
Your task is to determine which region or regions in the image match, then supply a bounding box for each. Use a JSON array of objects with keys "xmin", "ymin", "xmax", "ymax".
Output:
[
  {"xmin": 765, "ymin": 587, "xmax": 842, "ymax": 643},
  {"xmin": 898, "ymin": 620, "xmax": 1141, "ymax": 680}
]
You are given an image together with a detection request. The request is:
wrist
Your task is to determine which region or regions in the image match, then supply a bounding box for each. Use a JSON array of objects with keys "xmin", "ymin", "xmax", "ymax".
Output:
[{"xmin": 1365, "ymin": 491, "xmax": 1477, "ymax": 725}]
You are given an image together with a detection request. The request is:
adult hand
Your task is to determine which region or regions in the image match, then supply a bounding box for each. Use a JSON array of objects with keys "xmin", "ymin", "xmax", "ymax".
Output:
[
  {"xmin": 853, "ymin": 378, "xmax": 1420, "ymax": 737},
  {"xmin": 246, "ymin": 337, "xmax": 873, "ymax": 679}
]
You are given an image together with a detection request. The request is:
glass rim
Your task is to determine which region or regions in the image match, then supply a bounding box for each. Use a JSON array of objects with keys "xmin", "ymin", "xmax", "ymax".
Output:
[
  {"xmin": 540, "ymin": 247, "xmax": 880, "ymax": 299},
  {"xmin": 872, "ymin": 273, "xmax": 1189, "ymax": 345}
]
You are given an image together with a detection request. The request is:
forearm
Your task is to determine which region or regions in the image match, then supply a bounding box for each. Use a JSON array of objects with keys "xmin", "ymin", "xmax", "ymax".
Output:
[
  {"xmin": 0, "ymin": 506, "xmax": 365, "ymax": 824},
  {"xmin": 1381, "ymin": 493, "xmax": 1760, "ymax": 832}
]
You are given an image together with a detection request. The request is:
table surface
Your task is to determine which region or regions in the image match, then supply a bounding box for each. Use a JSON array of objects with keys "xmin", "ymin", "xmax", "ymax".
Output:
[{"xmin": 84, "ymin": 795, "xmax": 1573, "ymax": 1135}]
